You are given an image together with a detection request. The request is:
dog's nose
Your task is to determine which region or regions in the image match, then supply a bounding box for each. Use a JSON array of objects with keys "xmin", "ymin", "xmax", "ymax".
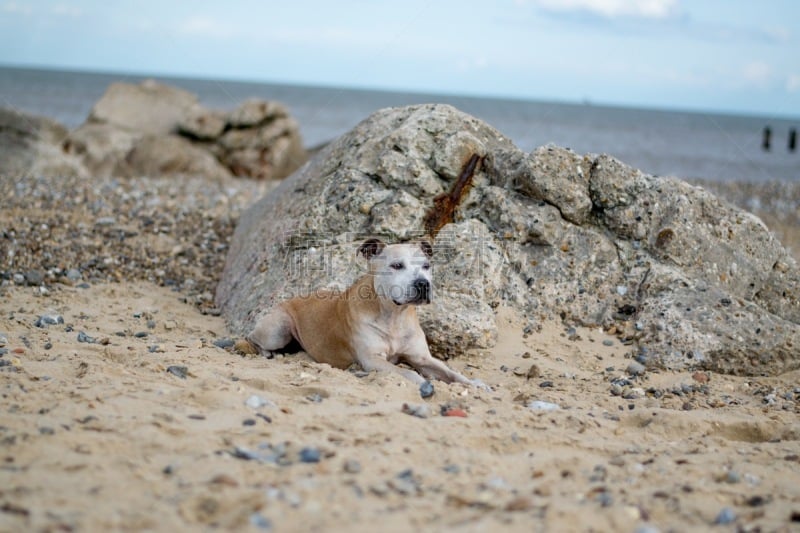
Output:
[{"xmin": 413, "ymin": 278, "xmax": 431, "ymax": 304}]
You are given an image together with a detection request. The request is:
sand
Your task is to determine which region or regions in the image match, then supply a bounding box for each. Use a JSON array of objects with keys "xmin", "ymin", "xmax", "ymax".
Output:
[{"xmin": 1, "ymin": 173, "xmax": 799, "ymax": 532}]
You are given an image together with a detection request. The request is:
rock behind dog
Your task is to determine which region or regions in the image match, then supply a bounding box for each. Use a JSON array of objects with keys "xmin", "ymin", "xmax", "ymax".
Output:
[{"xmin": 217, "ymin": 103, "xmax": 799, "ymax": 376}]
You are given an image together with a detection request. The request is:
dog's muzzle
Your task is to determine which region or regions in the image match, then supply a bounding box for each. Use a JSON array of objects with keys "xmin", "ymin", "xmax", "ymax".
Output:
[{"xmin": 411, "ymin": 278, "xmax": 431, "ymax": 304}]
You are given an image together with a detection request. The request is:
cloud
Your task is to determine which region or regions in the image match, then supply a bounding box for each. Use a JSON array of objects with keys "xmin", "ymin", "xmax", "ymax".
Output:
[
  {"xmin": 51, "ymin": 4, "xmax": 82, "ymax": 17},
  {"xmin": 787, "ymin": 74, "xmax": 800, "ymax": 93},
  {"xmin": 177, "ymin": 16, "xmax": 235, "ymax": 39},
  {"xmin": 533, "ymin": 0, "xmax": 680, "ymax": 19},
  {"xmin": 1, "ymin": 1, "xmax": 32, "ymax": 15},
  {"xmin": 742, "ymin": 61, "xmax": 772, "ymax": 88}
]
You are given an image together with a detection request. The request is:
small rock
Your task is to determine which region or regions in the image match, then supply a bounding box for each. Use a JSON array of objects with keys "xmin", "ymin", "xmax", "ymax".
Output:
[
  {"xmin": 539, "ymin": 380, "xmax": 554, "ymax": 388},
  {"xmin": 419, "ymin": 380, "xmax": 435, "ymax": 399},
  {"xmin": 245, "ymin": 394, "xmax": 274, "ymax": 409},
  {"xmin": 306, "ymin": 393, "xmax": 324, "ymax": 403},
  {"xmin": 443, "ymin": 464, "xmax": 461, "ymax": 474},
  {"xmin": 402, "ymin": 403, "xmax": 431, "ymax": 419},
  {"xmin": 213, "ymin": 338, "xmax": 235, "ymax": 349},
  {"xmin": 25, "ymin": 270, "xmax": 45, "ymax": 286},
  {"xmin": 77, "ymin": 331, "xmax": 96, "ymax": 343},
  {"xmin": 243, "ymin": 418, "xmax": 256, "ymax": 426},
  {"xmin": 390, "ymin": 469, "xmax": 420, "ymax": 495},
  {"xmin": 35, "ymin": 314, "xmax": 64, "ymax": 328},
  {"xmin": 65, "ymin": 268, "xmax": 82, "ymax": 281},
  {"xmin": 166, "ymin": 365, "xmax": 188, "ymax": 379},
  {"xmin": 603, "ymin": 339, "xmax": 615, "ymax": 347},
  {"xmin": 442, "ymin": 408, "xmax": 467, "ymax": 418},
  {"xmin": 299, "ymin": 447, "xmax": 321, "ymax": 463},
  {"xmin": 596, "ymin": 491, "xmax": 613, "ymax": 507},
  {"xmin": 249, "ymin": 512, "xmax": 273, "ymax": 531},
  {"xmin": 626, "ymin": 361, "xmax": 646, "ymax": 376},
  {"xmin": 692, "ymin": 371, "xmax": 710, "ymax": 383},
  {"xmin": 714, "ymin": 507, "xmax": 736, "ymax": 525},
  {"xmin": 343, "ymin": 459, "xmax": 361, "ymax": 474},
  {"xmin": 527, "ymin": 400, "xmax": 560, "ymax": 411},
  {"xmin": 134, "ymin": 331, "xmax": 148, "ymax": 338},
  {"xmin": 505, "ymin": 496, "xmax": 536, "ymax": 511},
  {"xmin": 210, "ymin": 473, "xmax": 239, "ymax": 487}
]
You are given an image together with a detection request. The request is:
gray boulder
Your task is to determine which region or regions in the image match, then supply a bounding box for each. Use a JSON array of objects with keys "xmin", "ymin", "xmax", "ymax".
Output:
[
  {"xmin": 122, "ymin": 134, "xmax": 232, "ymax": 179},
  {"xmin": 63, "ymin": 122, "xmax": 140, "ymax": 176},
  {"xmin": 86, "ymin": 79, "xmax": 198, "ymax": 135},
  {"xmin": 217, "ymin": 104, "xmax": 799, "ymax": 375},
  {"xmin": 0, "ymin": 107, "xmax": 87, "ymax": 177},
  {"xmin": 66, "ymin": 81, "xmax": 307, "ymax": 180}
]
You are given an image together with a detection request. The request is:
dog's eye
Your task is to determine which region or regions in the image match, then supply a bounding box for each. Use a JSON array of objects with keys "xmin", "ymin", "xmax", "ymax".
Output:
[
  {"xmin": 390, "ymin": 262, "xmax": 404, "ymax": 270},
  {"xmin": 422, "ymin": 263, "xmax": 431, "ymax": 270}
]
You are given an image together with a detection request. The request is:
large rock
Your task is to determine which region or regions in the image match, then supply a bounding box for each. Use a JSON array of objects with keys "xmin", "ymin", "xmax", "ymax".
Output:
[
  {"xmin": 66, "ymin": 81, "xmax": 307, "ymax": 180},
  {"xmin": 87, "ymin": 80, "xmax": 198, "ymax": 135},
  {"xmin": 217, "ymin": 104, "xmax": 800, "ymax": 375},
  {"xmin": 122, "ymin": 134, "xmax": 232, "ymax": 179},
  {"xmin": 63, "ymin": 122, "xmax": 140, "ymax": 176},
  {"xmin": 0, "ymin": 107, "xmax": 87, "ymax": 177}
]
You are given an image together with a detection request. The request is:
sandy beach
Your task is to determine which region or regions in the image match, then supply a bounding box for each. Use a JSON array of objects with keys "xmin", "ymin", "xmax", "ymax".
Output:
[{"xmin": 1, "ymin": 173, "xmax": 799, "ymax": 532}]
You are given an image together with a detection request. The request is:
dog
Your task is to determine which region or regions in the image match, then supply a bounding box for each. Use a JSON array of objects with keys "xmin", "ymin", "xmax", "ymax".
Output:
[{"xmin": 246, "ymin": 238, "xmax": 477, "ymax": 386}]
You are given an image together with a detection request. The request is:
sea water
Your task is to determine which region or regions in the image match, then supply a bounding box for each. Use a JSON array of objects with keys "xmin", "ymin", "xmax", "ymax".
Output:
[{"xmin": 1, "ymin": 65, "xmax": 797, "ymax": 182}]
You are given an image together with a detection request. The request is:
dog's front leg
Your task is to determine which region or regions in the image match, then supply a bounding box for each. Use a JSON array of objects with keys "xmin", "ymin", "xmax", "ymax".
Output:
[{"xmin": 357, "ymin": 352, "xmax": 426, "ymax": 385}]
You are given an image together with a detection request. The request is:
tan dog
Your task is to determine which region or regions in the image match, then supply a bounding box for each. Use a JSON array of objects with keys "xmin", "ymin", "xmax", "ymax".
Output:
[{"xmin": 247, "ymin": 238, "xmax": 476, "ymax": 386}]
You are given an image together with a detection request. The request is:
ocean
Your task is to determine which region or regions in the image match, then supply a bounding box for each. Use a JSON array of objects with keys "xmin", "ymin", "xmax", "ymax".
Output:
[{"xmin": 1, "ymin": 65, "xmax": 797, "ymax": 182}]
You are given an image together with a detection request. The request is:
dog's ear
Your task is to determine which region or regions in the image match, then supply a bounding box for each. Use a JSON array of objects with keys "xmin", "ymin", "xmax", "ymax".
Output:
[
  {"xmin": 419, "ymin": 240, "xmax": 433, "ymax": 258},
  {"xmin": 358, "ymin": 238, "xmax": 386, "ymax": 259}
]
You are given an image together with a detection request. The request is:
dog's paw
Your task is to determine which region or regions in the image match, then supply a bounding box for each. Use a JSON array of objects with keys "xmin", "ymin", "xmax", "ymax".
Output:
[{"xmin": 234, "ymin": 338, "xmax": 258, "ymax": 356}]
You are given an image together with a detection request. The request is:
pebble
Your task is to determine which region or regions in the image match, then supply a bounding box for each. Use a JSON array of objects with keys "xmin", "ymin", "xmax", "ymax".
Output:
[
  {"xmin": 25, "ymin": 270, "xmax": 45, "ymax": 286},
  {"xmin": 134, "ymin": 331, "xmax": 148, "ymax": 338},
  {"xmin": 596, "ymin": 491, "xmax": 614, "ymax": 507},
  {"xmin": 402, "ymin": 403, "xmax": 431, "ymax": 419},
  {"xmin": 527, "ymin": 400, "xmax": 561, "ymax": 411},
  {"xmin": 213, "ymin": 338, "xmax": 235, "ymax": 349},
  {"xmin": 714, "ymin": 507, "xmax": 736, "ymax": 525},
  {"xmin": 626, "ymin": 361, "xmax": 646, "ymax": 376},
  {"xmin": 298, "ymin": 447, "xmax": 321, "ymax": 463},
  {"xmin": 390, "ymin": 469, "xmax": 420, "ymax": 495},
  {"xmin": 245, "ymin": 394, "xmax": 274, "ymax": 409},
  {"xmin": 242, "ymin": 418, "xmax": 256, "ymax": 426},
  {"xmin": 77, "ymin": 331, "xmax": 96, "ymax": 343},
  {"xmin": 419, "ymin": 380, "xmax": 435, "ymax": 399},
  {"xmin": 249, "ymin": 512, "xmax": 272, "ymax": 531},
  {"xmin": 442, "ymin": 408, "xmax": 467, "ymax": 418},
  {"xmin": 166, "ymin": 365, "xmax": 188, "ymax": 379},
  {"xmin": 443, "ymin": 464, "xmax": 461, "ymax": 474},
  {"xmin": 539, "ymin": 380, "xmax": 554, "ymax": 388},
  {"xmin": 343, "ymin": 459, "xmax": 361, "ymax": 474},
  {"xmin": 34, "ymin": 314, "xmax": 64, "ymax": 328},
  {"xmin": 602, "ymin": 339, "xmax": 615, "ymax": 346},
  {"xmin": 65, "ymin": 268, "xmax": 82, "ymax": 281}
]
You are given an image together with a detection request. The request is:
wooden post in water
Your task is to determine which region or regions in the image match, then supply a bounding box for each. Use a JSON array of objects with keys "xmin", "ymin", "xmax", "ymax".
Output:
[
  {"xmin": 761, "ymin": 126, "xmax": 772, "ymax": 151},
  {"xmin": 789, "ymin": 128, "xmax": 797, "ymax": 152}
]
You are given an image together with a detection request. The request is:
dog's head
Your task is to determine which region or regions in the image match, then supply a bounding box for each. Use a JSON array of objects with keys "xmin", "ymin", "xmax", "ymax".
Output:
[{"xmin": 359, "ymin": 238, "xmax": 433, "ymax": 305}]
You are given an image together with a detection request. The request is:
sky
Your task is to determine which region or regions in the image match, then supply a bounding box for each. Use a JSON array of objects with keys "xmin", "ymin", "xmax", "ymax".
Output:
[{"xmin": 1, "ymin": 0, "xmax": 798, "ymax": 118}]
